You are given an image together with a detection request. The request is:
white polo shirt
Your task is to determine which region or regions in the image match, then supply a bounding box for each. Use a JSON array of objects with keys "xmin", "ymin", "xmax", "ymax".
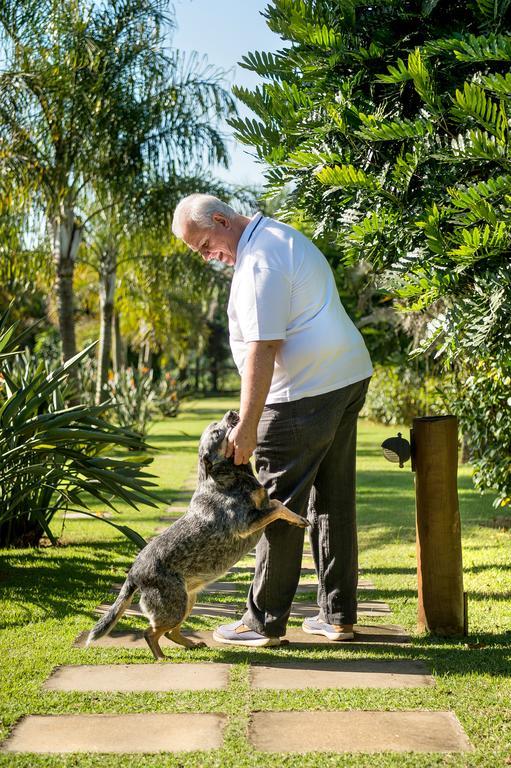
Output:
[{"xmin": 227, "ymin": 213, "xmax": 373, "ymax": 404}]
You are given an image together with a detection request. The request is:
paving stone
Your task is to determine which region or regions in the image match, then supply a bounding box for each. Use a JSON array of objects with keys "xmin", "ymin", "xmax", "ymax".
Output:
[
  {"xmin": 76, "ymin": 623, "xmax": 410, "ymax": 649},
  {"xmin": 249, "ymin": 711, "xmax": 472, "ymax": 753},
  {"xmin": 2, "ymin": 713, "xmax": 226, "ymax": 753},
  {"xmin": 109, "ymin": 580, "xmax": 374, "ymax": 597},
  {"xmin": 95, "ymin": 601, "xmax": 241, "ymax": 620},
  {"xmin": 250, "ymin": 660, "xmax": 434, "ymax": 689},
  {"xmin": 94, "ymin": 599, "xmax": 391, "ymax": 621},
  {"xmin": 164, "ymin": 505, "xmax": 189, "ymax": 513},
  {"xmin": 290, "ymin": 600, "xmax": 391, "ymax": 617},
  {"xmin": 295, "ymin": 579, "xmax": 375, "ymax": 592},
  {"xmin": 64, "ymin": 512, "xmax": 113, "ymax": 520},
  {"xmin": 43, "ymin": 663, "xmax": 230, "ymax": 692}
]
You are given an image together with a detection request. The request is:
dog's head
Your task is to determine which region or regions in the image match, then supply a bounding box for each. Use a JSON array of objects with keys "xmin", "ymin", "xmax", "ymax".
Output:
[{"xmin": 198, "ymin": 409, "xmax": 239, "ymax": 480}]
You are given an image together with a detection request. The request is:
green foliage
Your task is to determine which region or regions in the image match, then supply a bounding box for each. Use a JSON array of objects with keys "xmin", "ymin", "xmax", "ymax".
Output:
[
  {"xmin": 108, "ymin": 367, "xmax": 157, "ymax": 444},
  {"xmin": 452, "ymin": 361, "xmax": 511, "ymax": 508},
  {"xmin": 361, "ymin": 363, "xmax": 454, "ymax": 427},
  {"xmin": 155, "ymin": 371, "xmax": 181, "ymax": 418},
  {"xmin": 0, "ymin": 314, "xmax": 157, "ymax": 549},
  {"xmin": 232, "ymin": 0, "xmax": 511, "ymax": 505}
]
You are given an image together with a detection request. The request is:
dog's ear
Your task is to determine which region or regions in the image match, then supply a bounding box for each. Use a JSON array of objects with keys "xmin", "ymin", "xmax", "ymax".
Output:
[{"xmin": 198, "ymin": 446, "xmax": 212, "ymax": 481}]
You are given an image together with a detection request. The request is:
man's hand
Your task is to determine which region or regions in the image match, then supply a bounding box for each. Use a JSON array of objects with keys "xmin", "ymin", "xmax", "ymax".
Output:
[
  {"xmin": 226, "ymin": 421, "xmax": 257, "ymax": 465},
  {"xmin": 227, "ymin": 339, "xmax": 282, "ymax": 466}
]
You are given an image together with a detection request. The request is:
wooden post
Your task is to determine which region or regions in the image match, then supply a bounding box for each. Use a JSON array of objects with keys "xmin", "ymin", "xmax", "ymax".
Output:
[{"xmin": 413, "ymin": 415, "xmax": 465, "ymax": 635}]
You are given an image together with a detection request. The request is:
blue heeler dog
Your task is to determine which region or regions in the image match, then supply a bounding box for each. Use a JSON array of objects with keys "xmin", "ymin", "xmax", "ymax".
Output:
[{"xmin": 87, "ymin": 410, "xmax": 308, "ymax": 659}]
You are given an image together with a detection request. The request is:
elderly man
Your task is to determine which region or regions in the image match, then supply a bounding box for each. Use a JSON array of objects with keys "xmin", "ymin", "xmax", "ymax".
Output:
[{"xmin": 172, "ymin": 194, "xmax": 372, "ymax": 646}]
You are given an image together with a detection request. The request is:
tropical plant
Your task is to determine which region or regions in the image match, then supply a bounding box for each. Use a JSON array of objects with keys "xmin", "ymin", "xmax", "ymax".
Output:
[
  {"xmin": 107, "ymin": 367, "xmax": 156, "ymax": 443},
  {"xmin": 0, "ymin": 0, "xmax": 234, "ymax": 374},
  {"xmin": 451, "ymin": 360, "xmax": 511, "ymax": 508},
  {"xmin": 361, "ymin": 363, "xmax": 455, "ymax": 427},
  {"xmin": 155, "ymin": 372, "xmax": 181, "ymax": 418},
  {"xmin": 231, "ymin": 0, "xmax": 511, "ymax": 505},
  {"xmin": 0, "ymin": 312, "xmax": 157, "ymax": 549}
]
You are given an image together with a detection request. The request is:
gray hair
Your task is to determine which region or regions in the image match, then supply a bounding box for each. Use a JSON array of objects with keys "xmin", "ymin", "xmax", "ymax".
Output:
[{"xmin": 172, "ymin": 194, "xmax": 237, "ymax": 240}]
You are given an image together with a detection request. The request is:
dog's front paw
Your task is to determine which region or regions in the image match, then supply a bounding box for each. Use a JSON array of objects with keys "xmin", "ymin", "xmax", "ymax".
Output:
[
  {"xmin": 190, "ymin": 640, "xmax": 207, "ymax": 649},
  {"xmin": 293, "ymin": 516, "xmax": 310, "ymax": 528}
]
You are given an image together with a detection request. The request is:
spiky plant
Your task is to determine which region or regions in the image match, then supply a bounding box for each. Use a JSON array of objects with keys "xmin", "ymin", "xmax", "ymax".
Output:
[{"xmin": 0, "ymin": 312, "xmax": 158, "ymax": 548}]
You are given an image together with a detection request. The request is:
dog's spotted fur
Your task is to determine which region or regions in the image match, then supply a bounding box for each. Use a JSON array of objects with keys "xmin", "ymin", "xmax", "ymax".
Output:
[{"xmin": 87, "ymin": 409, "xmax": 308, "ymax": 659}]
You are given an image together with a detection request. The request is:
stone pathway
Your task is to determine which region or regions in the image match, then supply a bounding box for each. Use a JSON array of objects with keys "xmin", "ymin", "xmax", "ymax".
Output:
[{"xmin": 1, "ymin": 470, "xmax": 473, "ymax": 756}]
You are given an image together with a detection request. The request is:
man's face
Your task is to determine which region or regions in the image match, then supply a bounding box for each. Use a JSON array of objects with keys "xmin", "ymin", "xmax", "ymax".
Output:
[{"xmin": 182, "ymin": 213, "xmax": 236, "ymax": 266}]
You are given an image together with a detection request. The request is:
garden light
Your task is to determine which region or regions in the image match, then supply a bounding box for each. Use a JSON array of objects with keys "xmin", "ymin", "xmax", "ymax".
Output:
[{"xmin": 381, "ymin": 433, "xmax": 411, "ymax": 468}]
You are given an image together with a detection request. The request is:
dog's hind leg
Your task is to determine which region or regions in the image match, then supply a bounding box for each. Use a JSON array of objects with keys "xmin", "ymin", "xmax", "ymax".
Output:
[
  {"xmin": 144, "ymin": 625, "xmax": 173, "ymax": 661},
  {"xmin": 140, "ymin": 574, "xmax": 192, "ymax": 660},
  {"xmin": 165, "ymin": 592, "xmax": 206, "ymax": 649},
  {"xmin": 240, "ymin": 498, "xmax": 310, "ymax": 538}
]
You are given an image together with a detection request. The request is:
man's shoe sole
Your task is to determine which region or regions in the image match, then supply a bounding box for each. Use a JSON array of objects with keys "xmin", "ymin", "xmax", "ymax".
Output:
[
  {"xmin": 212, "ymin": 630, "xmax": 282, "ymax": 647},
  {"xmin": 302, "ymin": 623, "xmax": 354, "ymax": 642}
]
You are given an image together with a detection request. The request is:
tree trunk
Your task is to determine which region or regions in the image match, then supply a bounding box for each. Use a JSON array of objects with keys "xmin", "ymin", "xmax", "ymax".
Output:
[
  {"xmin": 96, "ymin": 246, "xmax": 117, "ymax": 405},
  {"xmin": 51, "ymin": 206, "xmax": 81, "ymax": 363},
  {"xmin": 112, "ymin": 311, "xmax": 123, "ymax": 372},
  {"xmin": 0, "ymin": 516, "xmax": 45, "ymax": 548}
]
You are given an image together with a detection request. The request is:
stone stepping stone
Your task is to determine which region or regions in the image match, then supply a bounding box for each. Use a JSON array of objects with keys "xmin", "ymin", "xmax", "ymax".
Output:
[
  {"xmin": 2, "ymin": 713, "xmax": 226, "ymax": 753},
  {"xmin": 290, "ymin": 600, "xmax": 391, "ymax": 618},
  {"xmin": 227, "ymin": 565, "xmax": 366, "ymax": 578},
  {"xmin": 250, "ymin": 660, "xmax": 434, "ymax": 689},
  {"xmin": 295, "ymin": 579, "xmax": 375, "ymax": 591},
  {"xmin": 203, "ymin": 580, "xmax": 376, "ymax": 594},
  {"xmin": 249, "ymin": 711, "xmax": 472, "ymax": 753},
  {"xmin": 43, "ymin": 663, "xmax": 230, "ymax": 692},
  {"xmin": 76, "ymin": 623, "xmax": 410, "ymax": 649},
  {"xmin": 94, "ymin": 599, "xmax": 391, "ymax": 621},
  {"xmin": 64, "ymin": 512, "xmax": 113, "ymax": 520},
  {"xmin": 109, "ymin": 580, "xmax": 374, "ymax": 597}
]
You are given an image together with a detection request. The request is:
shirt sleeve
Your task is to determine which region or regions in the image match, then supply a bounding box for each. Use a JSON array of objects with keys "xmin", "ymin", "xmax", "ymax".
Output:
[{"xmin": 236, "ymin": 265, "xmax": 291, "ymax": 342}]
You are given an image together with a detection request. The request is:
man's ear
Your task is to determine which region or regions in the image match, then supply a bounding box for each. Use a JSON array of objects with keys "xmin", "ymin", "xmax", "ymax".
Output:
[{"xmin": 212, "ymin": 212, "xmax": 231, "ymax": 229}]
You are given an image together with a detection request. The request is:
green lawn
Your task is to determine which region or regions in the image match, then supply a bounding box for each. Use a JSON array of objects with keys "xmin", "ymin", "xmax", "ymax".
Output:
[{"xmin": 0, "ymin": 396, "xmax": 509, "ymax": 767}]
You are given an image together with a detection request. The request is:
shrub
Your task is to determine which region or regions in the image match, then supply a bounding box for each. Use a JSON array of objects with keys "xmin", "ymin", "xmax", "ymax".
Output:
[
  {"xmin": 0, "ymin": 316, "xmax": 158, "ymax": 549},
  {"xmin": 155, "ymin": 371, "xmax": 181, "ymax": 418},
  {"xmin": 362, "ymin": 364, "xmax": 453, "ymax": 427},
  {"xmin": 108, "ymin": 367, "xmax": 156, "ymax": 444},
  {"xmin": 452, "ymin": 361, "xmax": 511, "ymax": 509}
]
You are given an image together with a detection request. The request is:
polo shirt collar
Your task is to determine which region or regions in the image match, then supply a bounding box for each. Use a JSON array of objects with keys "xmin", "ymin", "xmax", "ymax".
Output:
[{"xmin": 236, "ymin": 212, "xmax": 263, "ymax": 265}]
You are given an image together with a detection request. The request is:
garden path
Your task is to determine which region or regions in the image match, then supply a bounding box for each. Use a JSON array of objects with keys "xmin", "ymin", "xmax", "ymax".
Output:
[{"xmin": 2, "ymin": 474, "xmax": 473, "ymax": 756}]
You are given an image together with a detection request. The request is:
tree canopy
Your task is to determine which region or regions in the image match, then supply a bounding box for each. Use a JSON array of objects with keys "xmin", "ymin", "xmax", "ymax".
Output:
[{"xmin": 232, "ymin": 0, "xmax": 511, "ymax": 505}]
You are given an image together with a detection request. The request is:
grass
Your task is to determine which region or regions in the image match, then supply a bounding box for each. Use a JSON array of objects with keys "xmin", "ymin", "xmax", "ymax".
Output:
[{"xmin": 0, "ymin": 395, "xmax": 510, "ymax": 767}]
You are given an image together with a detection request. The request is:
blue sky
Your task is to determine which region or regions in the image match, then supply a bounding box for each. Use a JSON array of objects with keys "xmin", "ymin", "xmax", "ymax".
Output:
[{"xmin": 172, "ymin": 0, "xmax": 282, "ymax": 187}]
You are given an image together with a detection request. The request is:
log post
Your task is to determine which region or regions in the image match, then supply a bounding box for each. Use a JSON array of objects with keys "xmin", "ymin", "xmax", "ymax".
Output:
[{"xmin": 413, "ymin": 415, "xmax": 465, "ymax": 635}]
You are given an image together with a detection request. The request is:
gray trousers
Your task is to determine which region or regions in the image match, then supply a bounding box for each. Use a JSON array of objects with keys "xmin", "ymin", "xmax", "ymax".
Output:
[{"xmin": 242, "ymin": 377, "xmax": 370, "ymax": 637}]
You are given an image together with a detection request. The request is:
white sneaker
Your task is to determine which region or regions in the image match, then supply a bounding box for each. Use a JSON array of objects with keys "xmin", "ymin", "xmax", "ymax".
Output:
[{"xmin": 302, "ymin": 615, "xmax": 354, "ymax": 641}]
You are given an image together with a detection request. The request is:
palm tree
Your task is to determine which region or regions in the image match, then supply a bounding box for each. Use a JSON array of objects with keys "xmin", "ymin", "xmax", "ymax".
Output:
[{"xmin": 0, "ymin": 1, "xmax": 234, "ymax": 373}]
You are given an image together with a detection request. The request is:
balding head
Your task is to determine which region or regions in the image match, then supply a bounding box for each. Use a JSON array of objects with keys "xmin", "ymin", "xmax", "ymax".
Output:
[
  {"xmin": 172, "ymin": 193, "xmax": 250, "ymax": 267},
  {"xmin": 172, "ymin": 194, "xmax": 237, "ymax": 240}
]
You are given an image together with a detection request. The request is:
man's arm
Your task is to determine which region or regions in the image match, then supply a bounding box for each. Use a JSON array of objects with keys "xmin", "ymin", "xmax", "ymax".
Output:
[{"xmin": 226, "ymin": 339, "xmax": 283, "ymax": 465}]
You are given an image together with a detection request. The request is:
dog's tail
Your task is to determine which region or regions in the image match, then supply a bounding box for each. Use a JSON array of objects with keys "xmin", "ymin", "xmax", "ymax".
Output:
[{"xmin": 86, "ymin": 576, "xmax": 137, "ymax": 647}]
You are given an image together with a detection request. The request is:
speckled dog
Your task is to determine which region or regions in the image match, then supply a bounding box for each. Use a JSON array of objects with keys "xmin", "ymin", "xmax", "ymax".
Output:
[{"xmin": 87, "ymin": 409, "xmax": 308, "ymax": 659}]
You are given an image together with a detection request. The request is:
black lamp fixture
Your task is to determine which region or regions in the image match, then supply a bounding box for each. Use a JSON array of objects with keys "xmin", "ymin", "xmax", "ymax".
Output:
[{"xmin": 381, "ymin": 432, "xmax": 411, "ymax": 468}]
